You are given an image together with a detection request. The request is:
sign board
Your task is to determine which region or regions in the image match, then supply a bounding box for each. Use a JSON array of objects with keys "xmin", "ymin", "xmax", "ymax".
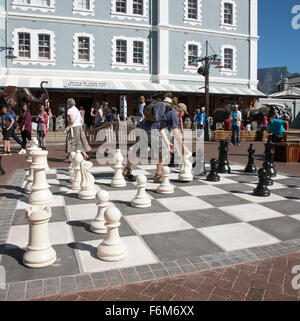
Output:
[
  {"xmin": 120, "ymin": 95, "xmax": 127, "ymax": 120},
  {"xmin": 63, "ymin": 80, "xmax": 109, "ymax": 89}
]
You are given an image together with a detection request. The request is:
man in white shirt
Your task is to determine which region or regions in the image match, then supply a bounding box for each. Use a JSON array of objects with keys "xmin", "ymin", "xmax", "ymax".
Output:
[{"xmin": 138, "ymin": 96, "xmax": 146, "ymax": 123}]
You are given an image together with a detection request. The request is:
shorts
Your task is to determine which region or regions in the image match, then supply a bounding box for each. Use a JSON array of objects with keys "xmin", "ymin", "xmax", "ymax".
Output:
[
  {"xmin": 146, "ymin": 130, "xmax": 168, "ymax": 161},
  {"xmin": 2, "ymin": 129, "xmax": 12, "ymax": 141}
]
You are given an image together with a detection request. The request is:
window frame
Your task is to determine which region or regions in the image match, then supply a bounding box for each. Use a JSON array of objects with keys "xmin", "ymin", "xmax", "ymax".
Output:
[
  {"xmin": 111, "ymin": 36, "xmax": 148, "ymax": 70},
  {"xmin": 73, "ymin": 32, "xmax": 95, "ymax": 68},
  {"xmin": 111, "ymin": 0, "xmax": 148, "ymax": 21},
  {"xmin": 72, "ymin": 0, "xmax": 95, "ymax": 16},
  {"xmin": 220, "ymin": 0, "xmax": 237, "ymax": 31},
  {"xmin": 184, "ymin": 41, "xmax": 202, "ymax": 73},
  {"xmin": 11, "ymin": 0, "xmax": 56, "ymax": 13},
  {"xmin": 183, "ymin": 0, "xmax": 202, "ymax": 26},
  {"xmin": 38, "ymin": 33, "xmax": 51, "ymax": 60},
  {"xmin": 220, "ymin": 44, "xmax": 237, "ymax": 76}
]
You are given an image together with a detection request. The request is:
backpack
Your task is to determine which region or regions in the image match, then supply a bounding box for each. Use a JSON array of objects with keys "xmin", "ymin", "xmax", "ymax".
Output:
[{"xmin": 143, "ymin": 101, "xmax": 173, "ymax": 123}]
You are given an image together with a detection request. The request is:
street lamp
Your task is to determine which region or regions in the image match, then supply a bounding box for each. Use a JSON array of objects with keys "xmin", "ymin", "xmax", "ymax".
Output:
[{"xmin": 0, "ymin": 47, "xmax": 17, "ymax": 60}]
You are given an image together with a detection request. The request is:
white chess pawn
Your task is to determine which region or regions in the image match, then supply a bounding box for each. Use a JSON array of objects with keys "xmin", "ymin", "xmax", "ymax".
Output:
[
  {"xmin": 157, "ymin": 166, "xmax": 174, "ymax": 194},
  {"xmin": 68, "ymin": 151, "xmax": 76, "ymax": 183},
  {"xmin": 23, "ymin": 206, "xmax": 57, "ymax": 268},
  {"xmin": 29, "ymin": 150, "xmax": 53, "ymax": 205},
  {"xmin": 71, "ymin": 150, "xmax": 84, "ymax": 191},
  {"xmin": 78, "ymin": 160, "xmax": 96, "ymax": 200},
  {"xmin": 90, "ymin": 190, "xmax": 110, "ymax": 234},
  {"xmin": 111, "ymin": 149, "xmax": 126, "ymax": 188},
  {"xmin": 179, "ymin": 153, "xmax": 193, "ymax": 182},
  {"xmin": 97, "ymin": 206, "xmax": 128, "ymax": 262},
  {"xmin": 131, "ymin": 175, "xmax": 151, "ymax": 208}
]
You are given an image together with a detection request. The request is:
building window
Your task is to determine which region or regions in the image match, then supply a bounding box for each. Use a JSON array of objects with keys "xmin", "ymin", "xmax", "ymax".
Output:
[
  {"xmin": 220, "ymin": 0, "xmax": 237, "ymax": 30},
  {"xmin": 220, "ymin": 44, "xmax": 237, "ymax": 76},
  {"xmin": 116, "ymin": 0, "xmax": 127, "ymax": 13},
  {"xmin": 13, "ymin": 28, "xmax": 56, "ymax": 66},
  {"xmin": 77, "ymin": 0, "xmax": 90, "ymax": 10},
  {"xmin": 73, "ymin": 33, "xmax": 95, "ymax": 67},
  {"xmin": 184, "ymin": 0, "xmax": 202, "ymax": 25},
  {"xmin": 38, "ymin": 34, "xmax": 50, "ymax": 59},
  {"xmin": 18, "ymin": 33, "xmax": 31, "ymax": 58},
  {"xmin": 78, "ymin": 37, "xmax": 90, "ymax": 61},
  {"xmin": 184, "ymin": 41, "xmax": 201, "ymax": 73},
  {"xmin": 111, "ymin": 36, "xmax": 148, "ymax": 70},
  {"xmin": 116, "ymin": 40, "xmax": 127, "ymax": 63},
  {"xmin": 133, "ymin": 41, "xmax": 143, "ymax": 64},
  {"xmin": 73, "ymin": 0, "xmax": 94, "ymax": 16},
  {"xmin": 12, "ymin": 0, "xmax": 55, "ymax": 12},
  {"xmin": 111, "ymin": 0, "xmax": 148, "ymax": 21},
  {"xmin": 133, "ymin": 0, "xmax": 143, "ymax": 15}
]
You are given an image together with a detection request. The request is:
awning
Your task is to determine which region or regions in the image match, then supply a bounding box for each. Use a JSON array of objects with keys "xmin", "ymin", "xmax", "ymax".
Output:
[
  {"xmin": 0, "ymin": 76, "xmax": 266, "ymax": 97},
  {"xmin": 269, "ymin": 87, "xmax": 300, "ymax": 98}
]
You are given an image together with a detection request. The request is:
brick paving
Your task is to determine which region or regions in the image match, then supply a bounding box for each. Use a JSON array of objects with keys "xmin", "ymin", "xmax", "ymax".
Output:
[{"xmin": 26, "ymin": 252, "xmax": 300, "ymax": 301}]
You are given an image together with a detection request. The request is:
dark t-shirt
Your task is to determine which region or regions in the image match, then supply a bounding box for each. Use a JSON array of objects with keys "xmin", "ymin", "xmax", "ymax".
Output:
[{"xmin": 141, "ymin": 102, "xmax": 179, "ymax": 131}]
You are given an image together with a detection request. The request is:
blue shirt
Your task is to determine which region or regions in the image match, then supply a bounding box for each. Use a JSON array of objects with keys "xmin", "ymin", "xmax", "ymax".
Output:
[
  {"xmin": 195, "ymin": 112, "xmax": 206, "ymax": 125},
  {"xmin": 8, "ymin": 108, "xmax": 17, "ymax": 128},
  {"xmin": 268, "ymin": 119, "xmax": 285, "ymax": 136},
  {"xmin": 231, "ymin": 111, "xmax": 238, "ymax": 126},
  {"xmin": 1, "ymin": 113, "xmax": 13, "ymax": 129}
]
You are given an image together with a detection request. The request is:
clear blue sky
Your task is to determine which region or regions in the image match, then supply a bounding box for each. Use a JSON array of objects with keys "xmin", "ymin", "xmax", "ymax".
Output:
[{"xmin": 258, "ymin": 0, "xmax": 300, "ymax": 73}]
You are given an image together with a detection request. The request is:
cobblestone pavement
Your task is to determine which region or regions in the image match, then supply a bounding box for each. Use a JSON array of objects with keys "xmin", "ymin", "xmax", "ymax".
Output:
[{"xmin": 27, "ymin": 252, "xmax": 300, "ymax": 301}]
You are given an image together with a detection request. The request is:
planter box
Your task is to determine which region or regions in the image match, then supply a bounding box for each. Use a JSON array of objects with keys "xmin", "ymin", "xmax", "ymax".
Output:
[{"xmin": 274, "ymin": 142, "xmax": 300, "ymax": 163}]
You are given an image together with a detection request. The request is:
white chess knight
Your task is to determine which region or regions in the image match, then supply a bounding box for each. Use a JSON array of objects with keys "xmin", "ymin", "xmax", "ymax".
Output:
[
  {"xmin": 90, "ymin": 190, "xmax": 110, "ymax": 234},
  {"xmin": 179, "ymin": 152, "xmax": 193, "ymax": 182},
  {"xmin": 111, "ymin": 149, "xmax": 126, "ymax": 188},
  {"xmin": 97, "ymin": 206, "xmax": 128, "ymax": 262},
  {"xmin": 78, "ymin": 160, "xmax": 96, "ymax": 200},
  {"xmin": 157, "ymin": 166, "xmax": 174, "ymax": 194},
  {"xmin": 29, "ymin": 150, "xmax": 53, "ymax": 205},
  {"xmin": 68, "ymin": 151, "xmax": 77, "ymax": 183},
  {"xmin": 71, "ymin": 150, "xmax": 84, "ymax": 191},
  {"xmin": 23, "ymin": 206, "xmax": 57, "ymax": 268},
  {"xmin": 131, "ymin": 175, "xmax": 151, "ymax": 208}
]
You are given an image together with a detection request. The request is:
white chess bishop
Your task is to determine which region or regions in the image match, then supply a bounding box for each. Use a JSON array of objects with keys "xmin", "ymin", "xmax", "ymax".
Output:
[
  {"xmin": 111, "ymin": 149, "xmax": 126, "ymax": 188},
  {"xmin": 78, "ymin": 160, "xmax": 96, "ymax": 200},
  {"xmin": 29, "ymin": 150, "xmax": 53, "ymax": 205},
  {"xmin": 157, "ymin": 166, "xmax": 174, "ymax": 194},
  {"xmin": 179, "ymin": 153, "xmax": 193, "ymax": 182},
  {"xmin": 71, "ymin": 150, "xmax": 84, "ymax": 191},
  {"xmin": 90, "ymin": 190, "xmax": 110, "ymax": 234},
  {"xmin": 97, "ymin": 206, "xmax": 128, "ymax": 262},
  {"xmin": 131, "ymin": 175, "xmax": 151, "ymax": 208},
  {"xmin": 23, "ymin": 206, "xmax": 57, "ymax": 268}
]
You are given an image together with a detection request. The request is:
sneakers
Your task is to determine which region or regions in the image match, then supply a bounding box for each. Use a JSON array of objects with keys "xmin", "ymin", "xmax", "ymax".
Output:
[
  {"xmin": 18, "ymin": 149, "xmax": 26, "ymax": 155},
  {"xmin": 3, "ymin": 152, "xmax": 12, "ymax": 156},
  {"xmin": 122, "ymin": 167, "xmax": 134, "ymax": 180}
]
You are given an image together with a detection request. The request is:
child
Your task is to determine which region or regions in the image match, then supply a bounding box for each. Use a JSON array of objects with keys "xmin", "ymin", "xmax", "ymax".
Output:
[{"xmin": 1, "ymin": 106, "xmax": 14, "ymax": 155}]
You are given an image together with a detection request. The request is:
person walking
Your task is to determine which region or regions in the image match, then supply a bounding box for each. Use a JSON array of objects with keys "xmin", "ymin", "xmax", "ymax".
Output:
[
  {"xmin": 230, "ymin": 104, "xmax": 242, "ymax": 146},
  {"xmin": 138, "ymin": 96, "xmax": 146, "ymax": 124},
  {"xmin": 195, "ymin": 107, "xmax": 206, "ymax": 140},
  {"xmin": 64, "ymin": 98, "xmax": 91, "ymax": 163},
  {"xmin": 7, "ymin": 105, "xmax": 23, "ymax": 153},
  {"xmin": 37, "ymin": 102, "xmax": 49, "ymax": 150},
  {"xmin": 1, "ymin": 106, "xmax": 14, "ymax": 155},
  {"xmin": 267, "ymin": 115, "xmax": 289, "ymax": 142},
  {"xmin": 19, "ymin": 103, "xmax": 32, "ymax": 153}
]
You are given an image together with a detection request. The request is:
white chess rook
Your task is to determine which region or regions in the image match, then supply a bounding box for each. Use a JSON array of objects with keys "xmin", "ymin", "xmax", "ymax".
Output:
[
  {"xmin": 23, "ymin": 206, "xmax": 57, "ymax": 268},
  {"xmin": 97, "ymin": 206, "xmax": 128, "ymax": 262},
  {"xmin": 111, "ymin": 149, "xmax": 126, "ymax": 188},
  {"xmin": 157, "ymin": 166, "xmax": 174, "ymax": 194},
  {"xmin": 71, "ymin": 150, "xmax": 84, "ymax": 191},
  {"xmin": 29, "ymin": 150, "xmax": 53, "ymax": 205},
  {"xmin": 68, "ymin": 151, "xmax": 76, "ymax": 183},
  {"xmin": 131, "ymin": 175, "xmax": 151, "ymax": 208},
  {"xmin": 90, "ymin": 190, "xmax": 110, "ymax": 234},
  {"xmin": 179, "ymin": 153, "xmax": 193, "ymax": 182},
  {"xmin": 78, "ymin": 160, "xmax": 96, "ymax": 200}
]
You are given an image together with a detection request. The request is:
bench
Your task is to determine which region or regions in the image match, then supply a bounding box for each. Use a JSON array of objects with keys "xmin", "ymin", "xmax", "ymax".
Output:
[
  {"xmin": 211, "ymin": 130, "xmax": 264, "ymax": 142},
  {"xmin": 274, "ymin": 141, "xmax": 300, "ymax": 163}
]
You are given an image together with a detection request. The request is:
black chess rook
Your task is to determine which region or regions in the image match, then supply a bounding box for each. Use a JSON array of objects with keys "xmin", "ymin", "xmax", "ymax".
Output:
[
  {"xmin": 253, "ymin": 168, "xmax": 271, "ymax": 197},
  {"xmin": 217, "ymin": 139, "xmax": 231, "ymax": 174},
  {"xmin": 206, "ymin": 158, "xmax": 220, "ymax": 182},
  {"xmin": 245, "ymin": 144, "xmax": 257, "ymax": 173}
]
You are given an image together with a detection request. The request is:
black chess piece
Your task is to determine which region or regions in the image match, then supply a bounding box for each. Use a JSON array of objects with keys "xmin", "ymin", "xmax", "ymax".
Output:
[
  {"xmin": 245, "ymin": 144, "xmax": 257, "ymax": 173},
  {"xmin": 263, "ymin": 160, "xmax": 274, "ymax": 186},
  {"xmin": 217, "ymin": 139, "xmax": 231, "ymax": 174},
  {"xmin": 253, "ymin": 168, "xmax": 271, "ymax": 197},
  {"xmin": 264, "ymin": 136, "xmax": 277, "ymax": 177},
  {"xmin": 206, "ymin": 158, "xmax": 220, "ymax": 182},
  {"xmin": 192, "ymin": 151, "xmax": 206, "ymax": 176},
  {"xmin": 0, "ymin": 156, "xmax": 5, "ymax": 175}
]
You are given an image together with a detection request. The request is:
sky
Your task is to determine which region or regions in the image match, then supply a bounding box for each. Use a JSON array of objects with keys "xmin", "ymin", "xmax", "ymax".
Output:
[{"xmin": 258, "ymin": 0, "xmax": 300, "ymax": 73}]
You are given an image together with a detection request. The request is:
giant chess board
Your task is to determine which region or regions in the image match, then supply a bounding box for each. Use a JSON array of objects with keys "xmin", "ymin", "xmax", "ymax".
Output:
[{"xmin": 1, "ymin": 164, "xmax": 300, "ymax": 284}]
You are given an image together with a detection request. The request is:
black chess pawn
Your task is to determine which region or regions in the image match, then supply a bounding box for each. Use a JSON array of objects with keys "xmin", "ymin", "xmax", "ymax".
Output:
[
  {"xmin": 0, "ymin": 156, "xmax": 5, "ymax": 175},
  {"xmin": 206, "ymin": 158, "xmax": 220, "ymax": 182},
  {"xmin": 264, "ymin": 136, "xmax": 277, "ymax": 177},
  {"xmin": 263, "ymin": 160, "xmax": 274, "ymax": 186},
  {"xmin": 253, "ymin": 168, "xmax": 270, "ymax": 197},
  {"xmin": 217, "ymin": 139, "xmax": 231, "ymax": 174},
  {"xmin": 245, "ymin": 144, "xmax": 257, "ymax": 173}
]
